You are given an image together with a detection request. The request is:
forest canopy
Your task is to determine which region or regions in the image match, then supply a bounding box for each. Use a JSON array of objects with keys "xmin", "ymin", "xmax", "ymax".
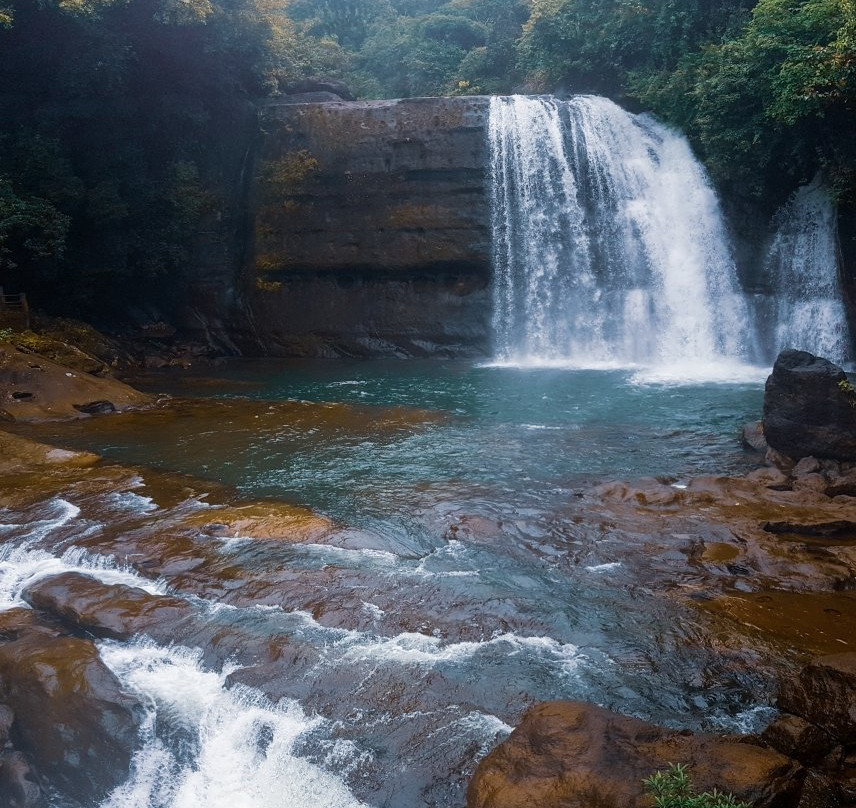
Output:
[{"xmin": 1, "ymin": 0, "xmax": 854, "ymax": 311}]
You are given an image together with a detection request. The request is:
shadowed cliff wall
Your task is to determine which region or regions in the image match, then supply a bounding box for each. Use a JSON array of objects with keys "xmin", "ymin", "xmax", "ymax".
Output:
[{"xmin": 239, "ymin": 96, "xmax": 493, "ymax": 357}]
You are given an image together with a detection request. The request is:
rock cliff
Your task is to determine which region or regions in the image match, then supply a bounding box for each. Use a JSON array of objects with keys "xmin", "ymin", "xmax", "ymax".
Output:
[{"xmin": 222, "ymin": 96, "xmax": 493, "ymax": 357}]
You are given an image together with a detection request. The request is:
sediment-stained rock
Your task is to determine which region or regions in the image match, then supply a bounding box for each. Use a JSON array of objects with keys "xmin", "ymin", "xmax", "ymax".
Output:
[
  {"xmin": 0, "ymin": 343, "xmax": 152, "ymax": 421},
  {"xmin": 467, "ymin": 701, "xmax": 802, "ymax": 808}
]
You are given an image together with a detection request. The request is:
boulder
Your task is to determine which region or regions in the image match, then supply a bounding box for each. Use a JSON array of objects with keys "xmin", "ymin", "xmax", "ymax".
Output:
[
  {"xmin": 763, "ymin": 350, "xmax": 856, "ymax": 461},
  {"xmin": 467, "ymin": 701, "xmax": 802, "ymax": 808},
  {"xmin": 779, "ymin": 653, "xmax": 856, "ymax": 744},
  {"xmin": 761, "ymin": 715, "xmax": 836, "ymax": 764},
  {"xmin": 0, "ymin": 634, "xmax": 141, "ymax": 804},
  {"xmin": 23, "ymin": 572, "xmax": 193, "ymax": 641},
  {"xmin": 0, "ymin": 343, "xmax": 151, "ymax": 421}
]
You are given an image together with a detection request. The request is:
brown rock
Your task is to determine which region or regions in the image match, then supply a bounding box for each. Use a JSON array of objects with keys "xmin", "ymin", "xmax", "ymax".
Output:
[
  {"xmin": 793, "ymin": 474, "xmax": 830, "ymax": 495},
  {"xmin": 761, "ymin": 715, "xmax": 836, "ymax": 763},
  {"xmin": 745, "ymin": 467, "xmax": 790, "ymax": 488},
  {"xmin": 0, "ymin": 343, "xmax": 151, "ymax": 421},
  {"xmin": 23, "ymin": 572, "xmax": 193, "ymax": 641},
  {"xmin": 826, "ymin": 468, "xmax": 856, "ymax": 498},
  {"xmin": 0, "ymin": 430, "xmax": 99, "ymax": 475},
  {"xmin": 795, "ymin": 770, "xmax": 838, "ymax": 808},
  {"xmin": 467, "ymin": 701, "xmax": 802, "ymax": 808},
  {"xmin": 0, "ymin": 634, "xmax": 141, "ymax": 803},
  {"xmin": 794, "ymin": 457, "xmax": 823, "ymax": 477},
  {"xmin": 779, "ymin": 654, "xmax": 856, "ymax": 744}
]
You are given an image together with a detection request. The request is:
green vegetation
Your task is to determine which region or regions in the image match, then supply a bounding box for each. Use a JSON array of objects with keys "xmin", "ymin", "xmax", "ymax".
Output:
[
  {"xmin": 643, "ymin": 764, "xmax": 750, "ymax": 808},
  {"xmin": 1, "ymin": 0, "xmax": 854, "ymax": 315}
]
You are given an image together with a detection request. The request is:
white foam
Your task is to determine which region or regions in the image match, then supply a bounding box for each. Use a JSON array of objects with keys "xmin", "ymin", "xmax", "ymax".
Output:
[
  {"xmin": 630, "ymin": 360, "xmax": 767, "ymax": 386},
  {"xmin": 584, "ymin": 562, "xmax": 622, "ymax": 573},
  {"xmin": 333, "ymin": 631, "xmax": 580, "ymax": 672},
  {"xmin": 99, "ymin": 641, "xmax": 372, "ymax": 808},
  {"xmin": 104, "ymin": 491, "xmax": 159, "ymax": 515},
  {"xmin": 0, "ymin": 543, "xmax": 165, "ymax": 610}
]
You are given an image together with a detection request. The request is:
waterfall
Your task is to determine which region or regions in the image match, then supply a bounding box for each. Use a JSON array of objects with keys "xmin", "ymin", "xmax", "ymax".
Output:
[
  {"xmin": 763, "ymin": 178, "xmax": 851, "ymax": 364},
  {"xmin": 488, "ymin": 95, "xmax": 758, "ymax": 374}
]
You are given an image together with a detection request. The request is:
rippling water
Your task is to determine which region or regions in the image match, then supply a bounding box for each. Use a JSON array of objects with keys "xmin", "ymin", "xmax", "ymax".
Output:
[{"xmin": 4, "ymin": 362, "xmax": 776, "ymax": 807}]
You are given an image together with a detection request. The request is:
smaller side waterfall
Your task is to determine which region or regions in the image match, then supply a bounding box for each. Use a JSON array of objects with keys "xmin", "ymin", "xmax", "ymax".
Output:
[
  {"xmin": 763, "ymin": 179, "xmax": 851, "ymax": 364},
  {"xmin": 488, "ymin": 95, "xmax": 759, "ymax": 373}
]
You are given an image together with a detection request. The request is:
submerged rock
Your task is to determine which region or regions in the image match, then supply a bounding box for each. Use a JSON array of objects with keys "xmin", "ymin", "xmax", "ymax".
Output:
[
  {"xmin": 0, "ymin": 634, "xmax": 142, "ymax": 803},
  {"xmin": 763, "ymin": 349, "xmax": 856, "ymax": 461},
  {"xmin": 0, "ymin": 751, "xmax": 43, "ymax": 808},
  {"xmin": 467, "ymin": 701, "xmax": 801, "ymax": 808}
]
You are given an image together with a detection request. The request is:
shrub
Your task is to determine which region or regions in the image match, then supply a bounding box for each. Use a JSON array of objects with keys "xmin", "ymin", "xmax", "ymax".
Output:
[{"xmin": 643, "ymin": 763, "xmax": 750, "ymax": 808}]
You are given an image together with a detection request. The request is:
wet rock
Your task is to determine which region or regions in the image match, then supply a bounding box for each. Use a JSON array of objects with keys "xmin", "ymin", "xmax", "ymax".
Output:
[
  {"xmin": 0, "ymin": 608, "xmax": 62, "ymax": 642},
  {"xmin": 761, "ymin": 520, "xmax": 856, "ymax": 538},
  {"xmin": 0, "ymin": 704, "xmax": 13, "ymax": 745},
  {"xmin": 0, "ymin": 751, "xmax": 44, "ymax": 808},
  {"xmin": 763, "ymin": 350, "xmax": 856, "ymax": 461},
  {"xmin": 766, "ymin": 447, "xmax": 797, "ymax": 471},
  {"xmin": 743, "ymin": 420, "xmax": 769, "ymax": 453},
  {"xmin": 826, "ymin": 468, "xmax": 856, "ymax": 498},
  {"xmin": 0, "ymin": 430, "xmax": 100, "ymax": 475},
  {"xmin": 0, "ymin": 634, "xmax": 142, "ymax": 803},
  {"xmin": 795, "ymin": 770, "xmax": 838, "ymax": 808},
  {"xmin": 0, "ymin": 343, "xmax": 151, "ymax": 421},
  {"xmin": 761, "ymin": 715, "xmax": 836, "ymax": 764},
  {"xmin": 184, "ymin": 501, "xmax": 334, "ymax": 542},
  {"xmin": 779, "ymin": 653, "xmax": 856, "ymax": 743},
  {"xmin": 793, "ymin": 457, "xmax": 823, "ymax": 477},
  {"xmin": 241, "ymin": 97, "xmax": 492, "ymax": 359},
  {"xmin": 745, "ymin": 467, "xmax": 790, "ymax": 488},
  {"xmin": 72, "ymin": 399, "xmax": 116, "ymax": 415},
  {"xmin": 467, "ymin": 701, "xmax": 801, "ymax": 808},
  {"xmin": 23, "ymin": 572, "xmax": 193, "ymax": 641},
  {"xmin": 792, "ymin": 474, "xmax": 829, "ymax": 495}
]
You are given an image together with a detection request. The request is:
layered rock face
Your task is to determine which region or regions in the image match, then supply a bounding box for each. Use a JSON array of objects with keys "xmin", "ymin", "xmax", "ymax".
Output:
[{"xmin": 233, "ymin": 97, "xmax": 492, "ymax": 357}]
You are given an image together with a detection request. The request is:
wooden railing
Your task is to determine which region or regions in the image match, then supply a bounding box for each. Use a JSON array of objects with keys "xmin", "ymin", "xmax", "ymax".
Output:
[{"xmin": 0, "ymin": 290, "xmax": 30, "ymax": 329}]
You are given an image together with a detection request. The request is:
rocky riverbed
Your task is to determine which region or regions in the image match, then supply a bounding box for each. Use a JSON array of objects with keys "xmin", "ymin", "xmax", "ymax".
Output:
[{"xmin": 0, "ymin": 337, "xmax": 854, "ymax": 807}]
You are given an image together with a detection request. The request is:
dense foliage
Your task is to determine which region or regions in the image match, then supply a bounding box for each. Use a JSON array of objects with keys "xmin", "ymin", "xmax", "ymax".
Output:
[
  {"xmin": 0, "ymin": 0, "xmax": 331, "ymax": 311},
  {"xmin": 1, "ymin": 0, "xmax": 854, "ymax": 312}
]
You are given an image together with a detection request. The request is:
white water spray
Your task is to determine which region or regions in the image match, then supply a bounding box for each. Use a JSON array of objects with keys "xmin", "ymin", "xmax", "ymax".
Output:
[
  {"xmin": 98, "ymin": 642, "xmax": 371, "ymax": 808},
  {"xmin": 488, "ymin": 95, "xmax": 759, "ymax": 374}
]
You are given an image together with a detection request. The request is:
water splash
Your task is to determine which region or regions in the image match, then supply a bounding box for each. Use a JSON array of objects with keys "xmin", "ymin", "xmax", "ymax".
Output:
[
  {"xmin": 764, "ymin": 178, "xmax": 851, "ymax": 364},
  {"xmin": 488, "ymin": 95, "xmax": 758, "ymax": 373},
  {"xmin": 98, "ymin": 641, "xmax": 372, "ymax": 808}
]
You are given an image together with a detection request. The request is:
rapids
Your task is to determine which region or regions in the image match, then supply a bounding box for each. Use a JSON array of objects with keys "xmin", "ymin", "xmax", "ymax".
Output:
[{"xmin": 1, "ymin": 363, "xmax": 789, "ymax": 808}]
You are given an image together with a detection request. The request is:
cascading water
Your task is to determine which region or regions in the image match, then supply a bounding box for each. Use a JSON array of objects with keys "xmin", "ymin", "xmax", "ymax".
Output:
[
  {"xmin": 763, "ymin": 178, "xmax": 851, "ymax": 364},
  {"xmin": 488, "ymin": 95, "xmax": 759, "ymax": 374}
]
